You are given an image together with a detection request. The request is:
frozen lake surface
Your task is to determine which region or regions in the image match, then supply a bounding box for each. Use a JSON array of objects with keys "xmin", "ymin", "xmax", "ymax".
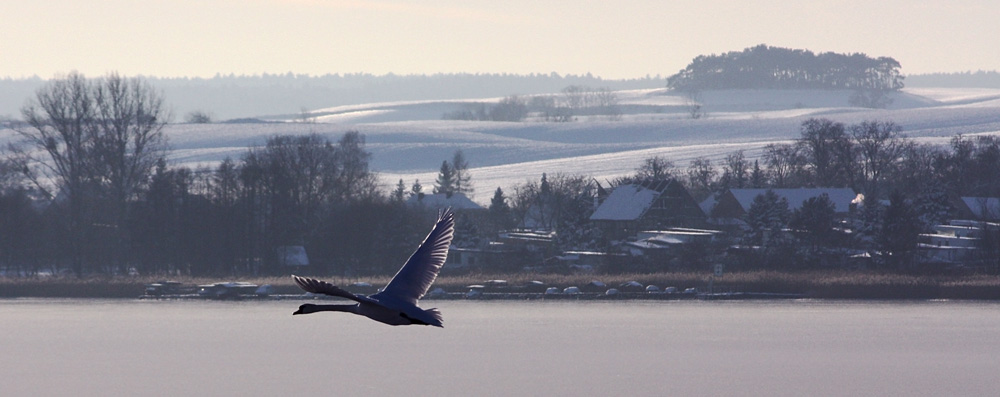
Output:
[{"xmin": 3, "ymin": 299, "xmax": 999, "ymax": 396}]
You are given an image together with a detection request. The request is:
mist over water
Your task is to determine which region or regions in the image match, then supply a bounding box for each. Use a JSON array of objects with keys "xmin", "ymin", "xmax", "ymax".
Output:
[{"xmin": 3, "ymin": 299, "xmax": 998, "ymax": 396}]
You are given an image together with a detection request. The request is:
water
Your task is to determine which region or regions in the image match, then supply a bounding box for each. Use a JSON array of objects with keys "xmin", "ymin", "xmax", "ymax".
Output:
[{"xmin": 3, "ymin": 299, "xmax": 998, "ymax": 396}]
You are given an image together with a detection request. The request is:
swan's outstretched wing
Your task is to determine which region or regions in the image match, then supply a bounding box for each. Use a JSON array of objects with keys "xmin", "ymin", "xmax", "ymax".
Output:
[
  {"xmin": 292, "ymin": 275, "xmax": 378, "ymax": 305},
  {"xmin": 376, "ymin": 208, "xmax": 454, "ymax": 305}
]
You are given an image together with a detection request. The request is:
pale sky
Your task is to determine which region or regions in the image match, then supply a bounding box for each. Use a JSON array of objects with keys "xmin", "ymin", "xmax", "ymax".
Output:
[{"xmin": 3, "ymin": 0, "xmax": 998, "ymax": 80}]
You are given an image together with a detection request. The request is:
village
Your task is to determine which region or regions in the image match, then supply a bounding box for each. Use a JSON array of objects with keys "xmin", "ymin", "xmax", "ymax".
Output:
[{"xmin": 426, "ymin": 181, "xmax": 1000, "ymax": 277}]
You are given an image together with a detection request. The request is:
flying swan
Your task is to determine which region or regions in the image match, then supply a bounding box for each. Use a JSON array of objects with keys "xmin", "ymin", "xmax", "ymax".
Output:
[{"xmin": 291, "ymin": 208, "xmax": 454, "ymax": 327}]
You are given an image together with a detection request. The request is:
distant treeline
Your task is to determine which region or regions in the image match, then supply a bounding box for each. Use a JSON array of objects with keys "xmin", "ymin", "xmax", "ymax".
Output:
[
  {"xmin": 0, "ymin": 73, "xmax": 666, "ymax": 121},
  {"xmin": 905, "ymin": 70, "xmax": 1000, "ymax": 88},
  {"xmin": 667, "ymin": 44, "xmax": 904, "ymax": 92}
]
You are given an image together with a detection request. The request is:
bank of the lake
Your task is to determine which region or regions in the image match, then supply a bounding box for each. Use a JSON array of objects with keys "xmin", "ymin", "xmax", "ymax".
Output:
[{"xmin": 2, "ymin": 271, "xmax": 1000, "ymax": 300}]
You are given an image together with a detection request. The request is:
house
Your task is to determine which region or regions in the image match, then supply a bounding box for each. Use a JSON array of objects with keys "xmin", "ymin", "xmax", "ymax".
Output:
[
  {"xmin": 445, "ymin": 230, "xmax": 556, "ymax": 272},
  {"xmin": 623, "ymin": 228, "xmax": 723, "ymax": 256},
  {"xmin": 703, "ymin": 188, "xmax": 859, "ymax": 226},
  {"xmin": 917, "ymin": 219, "xmax": 991, "ymax": 264},
  {"xmin": 589, "ymin": 179, "xmax": 706, "ymax": 239},
  {"xmin": 953, "ymin": 197, "xmax": 1000, "ymax": 221}
]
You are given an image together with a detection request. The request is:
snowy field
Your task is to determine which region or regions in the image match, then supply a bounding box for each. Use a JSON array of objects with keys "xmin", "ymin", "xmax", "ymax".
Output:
[{"xmin": 4, "ymin": 88, "xmax": 1000, "ymax": 204}]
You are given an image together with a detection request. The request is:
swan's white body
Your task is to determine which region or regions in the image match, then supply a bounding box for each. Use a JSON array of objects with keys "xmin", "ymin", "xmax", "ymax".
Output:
[{"xmin": 292, "ymin": 209, "xmax": 454, "ymax": 327}]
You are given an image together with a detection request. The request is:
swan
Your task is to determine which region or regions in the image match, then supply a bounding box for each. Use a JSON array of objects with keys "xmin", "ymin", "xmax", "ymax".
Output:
[{"xmin": 291, "ymin": 208, "xmax": 454, "ymax": 327}]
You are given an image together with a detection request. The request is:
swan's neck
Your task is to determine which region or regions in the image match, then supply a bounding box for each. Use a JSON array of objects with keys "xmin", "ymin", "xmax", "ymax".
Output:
[{"xmin": 295, "ymin": 303, "xmax": 357, "ymax": 315}]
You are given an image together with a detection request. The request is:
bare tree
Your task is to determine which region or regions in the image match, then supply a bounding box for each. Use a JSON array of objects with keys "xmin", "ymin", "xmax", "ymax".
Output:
[
  {"xmin": 798, "ymin": 118, "xmax": 853, "ymax": 187},
  {"xmin": 683, "ymin": 90, "xmax": 704, "ymax": 119},
  {"xmin": 851, "ymin": 120, "xmax": 908, "ymax": 201},
  {"xmin": 686, "ymin": 157, "xmax": 717, "ymax": 202},
  {"xmin": 11, "ymin": 72, "xmax": 169, "ymax": 275},
  {"xmin": 561, "ymin": 85, "xmax": 587, "ymax": 111},
  {"xmin": 763, "ymin": 143, "xmax": 807, "ymax": 188},
  {"xmin": 490, "ymin": 95, "xmax": 528, "ymax": 122},
  {"xmin": 635, "ymin": 155, "xmax": 676, "ymax": 180},
  {"xmin": 92, "ymin": 73, "xmax": 170, "ymax": 272},
  {"xmin": 594, "ymin": 88, "xmax": 621, "ymax": 121},
  {"xmin": 719, "ymin": 150, "xmax": 750, "ymax": 189},
  {"xmin": 452, "ymin": 150, "xmax": 472, "ymax": 195}
]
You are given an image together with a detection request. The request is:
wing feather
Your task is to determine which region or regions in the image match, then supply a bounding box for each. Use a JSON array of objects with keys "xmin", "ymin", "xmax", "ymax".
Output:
[
  {"xmin": 292, "ymin": 275, "xmax": 376, "ymax": 304},
  {"xmin": 376, "ymin": 208, "xmax": 455, "ymax": 304}
]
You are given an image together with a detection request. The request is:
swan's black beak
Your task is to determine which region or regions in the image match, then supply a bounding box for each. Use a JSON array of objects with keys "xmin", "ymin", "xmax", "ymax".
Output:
[{"xmin": 293, "ymin": 303, "xmax": 312, "ymax": 315}]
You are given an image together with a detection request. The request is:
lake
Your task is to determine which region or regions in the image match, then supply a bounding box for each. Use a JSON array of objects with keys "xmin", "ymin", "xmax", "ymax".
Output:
[{"xmin": 2, "ymin": 299, "xmax": 998, "ymax": 396}]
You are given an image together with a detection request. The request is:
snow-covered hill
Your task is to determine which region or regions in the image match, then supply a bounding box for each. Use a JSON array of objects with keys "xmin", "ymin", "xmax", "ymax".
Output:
[{"xmin": 6, "ymin": 88, "xmax": 1000, "ymax": 204}]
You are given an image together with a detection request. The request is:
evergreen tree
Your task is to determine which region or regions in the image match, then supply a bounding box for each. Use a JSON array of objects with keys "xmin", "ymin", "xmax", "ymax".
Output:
[
  {"xmin": 744, "ymin": 190, "xmax": 793, "ymax": 269},
  {"xmin": 411, "ymin": 179, "xmax": 424, "ymax": 200},
  {"xmin": 392, "ymin": 179, "xmax": 407, "ymax": 203},
  {"xmin": 488, "ymin": 187, "xmax": 513, "ymax": 230},
  {"xmin": 745, "ymin": 190, "xmax": 791, "ymax": 247},
  {"xmin": 914, "ymin": 182, "xmax": 952, "ymax": 230},
  {"xmin": 876, "ymin": 191, "xmax": 921, "ymax": 270},
  {"xmin": 667, "ymin": 44, "xmax": 903, "ymax": 92},
  {"xmin": 790, "ymin": 193, "xmax": 837, "ymax": 258},
  {"xmin": 433, "ymin": 160, "xmax": 455, "ymax": 197},
  {"xmin": 750, "ymin": 160, "xmax": 766, "ymax": 188}
]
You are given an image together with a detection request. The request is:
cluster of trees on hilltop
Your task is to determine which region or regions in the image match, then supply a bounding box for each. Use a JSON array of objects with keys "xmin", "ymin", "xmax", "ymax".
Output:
[
  {"xmin": 667, "ymin": 44, "xmax": 904, "ymax": 93},
  {"xmin": 443, "ymin": 86, "xmax": 621, "ymax": 122}
]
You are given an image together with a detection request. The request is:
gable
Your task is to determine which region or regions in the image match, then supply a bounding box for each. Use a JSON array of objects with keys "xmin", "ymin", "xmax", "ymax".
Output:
[
  {"xmin": 590, "ymin": 184, "xmax": 659, "ymax": 221},
  {"xmin": 960, "ymin": 197, "xmax": 1000, "ymax": 220}
]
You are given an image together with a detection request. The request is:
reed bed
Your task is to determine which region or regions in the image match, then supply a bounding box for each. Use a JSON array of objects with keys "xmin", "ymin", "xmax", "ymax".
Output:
[{"xmin": 3, "ymin": 271, "xmax": 1000, "ymax": 299}]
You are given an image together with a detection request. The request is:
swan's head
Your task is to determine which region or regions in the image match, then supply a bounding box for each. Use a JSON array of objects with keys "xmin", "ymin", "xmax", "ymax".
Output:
[{"xmin": 293, "ymin": 303, "xmax": 316, "ymax": 315}]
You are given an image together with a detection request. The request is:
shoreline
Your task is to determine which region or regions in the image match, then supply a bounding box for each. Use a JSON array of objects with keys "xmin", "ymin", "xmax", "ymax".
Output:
[
  {"xmin": 3, "ymin": 271, "xmax": 1000, "ymax": 300},
  {"xmin": 132, "ymin": 291, "xmax": 807, "ymax": 301}
]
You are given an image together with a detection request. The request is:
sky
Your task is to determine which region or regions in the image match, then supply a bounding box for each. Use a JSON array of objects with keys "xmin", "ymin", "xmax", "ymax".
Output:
[{"xmin": 3, "ymin": 0, "xmax": 999, "ymax": 80}]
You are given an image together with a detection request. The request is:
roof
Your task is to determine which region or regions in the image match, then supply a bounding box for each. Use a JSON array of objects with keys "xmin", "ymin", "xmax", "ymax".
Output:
[
  {"xmin": 699, "ymin": 195, "xmax": 718, "ymax": 215},
  {"xmin": 589, "ymin": 184, "xmax": 660, "ymax": 221},
  {"xmin": 961, "ymin": 197, "xmax": 1000, "ymax": 219},
  {"xmin": 727, "ymin": 188, "xmax": 859, "ymax": 213},
  {"xmin": 407, "ymin": 192, "xmax": 485, "ymax": 210}
]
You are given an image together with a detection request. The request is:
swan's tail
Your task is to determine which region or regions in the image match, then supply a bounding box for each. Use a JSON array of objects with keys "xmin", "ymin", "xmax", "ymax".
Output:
[{"xmin": 425, "ymin": 308, "xmax": 444, "ymax": 327}]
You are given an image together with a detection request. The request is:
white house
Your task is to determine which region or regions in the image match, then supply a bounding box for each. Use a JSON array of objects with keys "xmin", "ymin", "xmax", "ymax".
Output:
[{"xmin": 917, "ymin": 220, "xmax": 995, "ymax": 264}]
